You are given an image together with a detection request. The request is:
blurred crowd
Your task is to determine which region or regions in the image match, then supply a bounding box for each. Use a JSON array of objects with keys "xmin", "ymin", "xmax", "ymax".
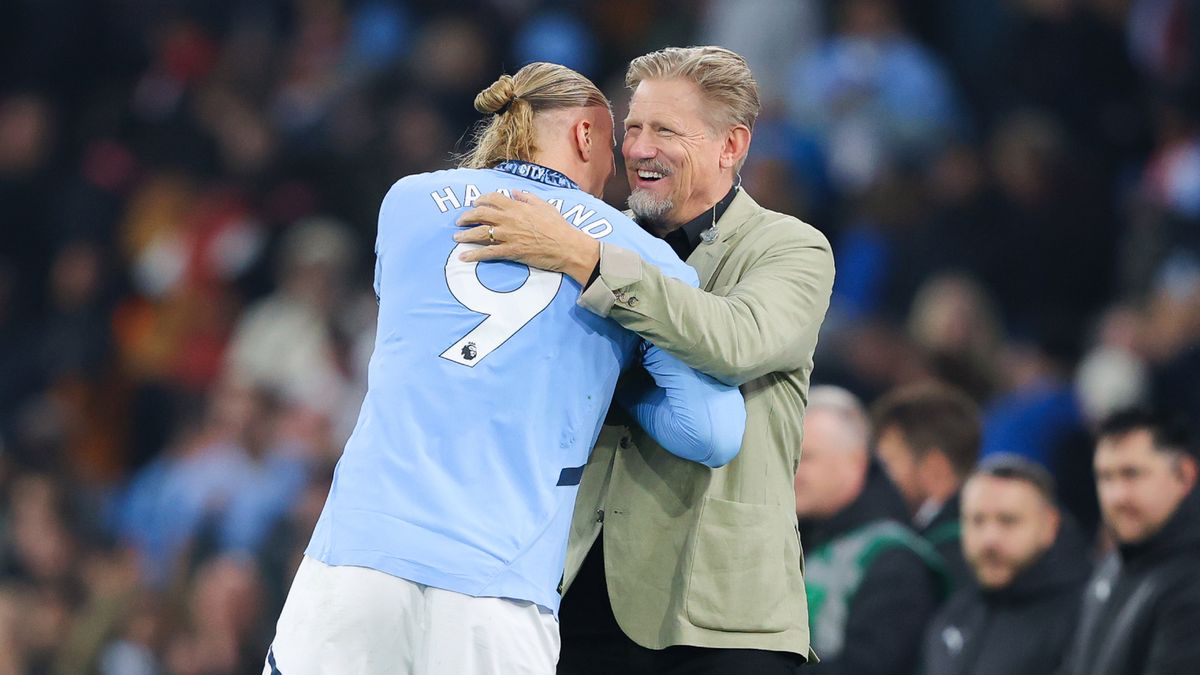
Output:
[{"xmin": 1, "ymin": 0, "xmax": 1199, "ymax": 673}]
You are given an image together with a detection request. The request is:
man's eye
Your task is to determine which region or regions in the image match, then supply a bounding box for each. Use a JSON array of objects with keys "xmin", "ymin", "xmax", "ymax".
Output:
[{"xmin": 658, "ymin": 128, "xmax": 675, "ymax": 136}]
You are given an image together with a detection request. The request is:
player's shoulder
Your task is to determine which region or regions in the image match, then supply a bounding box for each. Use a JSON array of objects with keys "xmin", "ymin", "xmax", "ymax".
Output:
[
  {"xmin": 576, "ymin": 190, "xmax": 629, "ymax": 221},
  {"xmin": 580, "ymin": 198, "xmax": 651, "ymax": 248},
  {"xmin": 597, "ymin": 213, "xmax": 697, "ymax": 285},
  {"xmin": 387, "ymin": 167, "xmax": 485, "ymax": 194}
]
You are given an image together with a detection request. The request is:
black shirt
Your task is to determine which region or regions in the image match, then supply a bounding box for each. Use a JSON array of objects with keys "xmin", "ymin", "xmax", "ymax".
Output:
[
  {"xmin": 646, "ymin": 185, "xmax": 740, "ymax": 261},
  {"xmin": 585, "ymin": 185, "xmax": 740, "ymax": 288}
]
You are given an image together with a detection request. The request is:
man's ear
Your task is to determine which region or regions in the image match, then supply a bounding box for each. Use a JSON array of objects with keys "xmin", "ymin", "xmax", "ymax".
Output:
[
  {"xmin": 918, "ymin": 448, "xmax": 956, "ymax": 493},
  {"xmin": 719, "ymin": 124, "xmax": 751, "ymax": 170},
  {"xmin": 1177, "ymin": 454, "xmax": 1198, "ymax": 490},
  {"xmin": 575, "ymin": 119, "xmax": 593, "ymax": 162},
  {"xmin": 1044, "ymin": 506, "xmax": 1062, "ymax": 546}
]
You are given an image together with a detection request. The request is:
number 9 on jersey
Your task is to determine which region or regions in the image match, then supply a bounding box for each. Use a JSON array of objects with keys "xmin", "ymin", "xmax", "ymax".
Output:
[{"xmin": 440, "ymin": 243, "xmax": 563, "ymax": 366}]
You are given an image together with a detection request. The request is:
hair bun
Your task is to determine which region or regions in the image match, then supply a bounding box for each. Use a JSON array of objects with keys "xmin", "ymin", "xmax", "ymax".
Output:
[{"xmin": 475, "ymin": 75, "xmax": 517, "ymax": 115}]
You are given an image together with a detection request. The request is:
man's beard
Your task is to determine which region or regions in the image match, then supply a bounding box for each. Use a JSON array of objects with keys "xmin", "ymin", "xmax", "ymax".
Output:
[
  {"xmin": 628, "ymin": 188, "xmax": 673, "ymax": 227},
  {"xmin": 969, "ymin": 546, "xmax": 1041, "ymax": 587},
  {"xmin": 627, "ymin": 159, "xmax": 674, "ymax": 227}
]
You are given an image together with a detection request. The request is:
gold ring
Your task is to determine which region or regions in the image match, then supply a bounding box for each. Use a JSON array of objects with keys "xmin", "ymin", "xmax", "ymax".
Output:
[{"xmin": 487, "ymin": 225, "xmax": 496, "ymax": 243}]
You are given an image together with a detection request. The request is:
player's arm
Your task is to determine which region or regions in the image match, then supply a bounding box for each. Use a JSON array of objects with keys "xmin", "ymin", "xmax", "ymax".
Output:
[
  {"xmin": 615, "ymin": 342, "xmax": 745, "ymax": 468},
  {"xmin": 455, "ymin": 192, "xmax": 834, "ymax": 387},
  {"xmin": 580, "ymin": 232, "xmax": 834, "ymax": 387}
]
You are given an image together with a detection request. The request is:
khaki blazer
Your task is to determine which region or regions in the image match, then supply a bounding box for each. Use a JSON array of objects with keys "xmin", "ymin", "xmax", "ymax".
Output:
[{"xmin": 566, "ymin": 189, "xmax": 834, "ymax": 658}]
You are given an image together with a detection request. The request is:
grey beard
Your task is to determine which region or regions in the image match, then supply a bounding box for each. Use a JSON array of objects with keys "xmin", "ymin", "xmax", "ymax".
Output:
[{"xmin": 628, "ymin": 189, "xmax": 673, "ymax": 226}]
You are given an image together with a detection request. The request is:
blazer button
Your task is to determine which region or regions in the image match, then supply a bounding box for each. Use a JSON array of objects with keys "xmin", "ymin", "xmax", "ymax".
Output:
[
  {"xmin": 619, "ymin": 436, "xmax": 631, "ymax": 449},
  {"xmin": 626, "ymin": 296, "xmax": 639, "ymax": 307}
]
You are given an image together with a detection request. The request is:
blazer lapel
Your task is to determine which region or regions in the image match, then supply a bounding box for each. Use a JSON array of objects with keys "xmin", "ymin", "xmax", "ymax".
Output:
[
  {"xmin": 684, "ymin": 190, "xmax": 760, "ymax": 290},
  {"xmin": 686, "ymin": 241, "xmax": 730, "ymax": 289}
]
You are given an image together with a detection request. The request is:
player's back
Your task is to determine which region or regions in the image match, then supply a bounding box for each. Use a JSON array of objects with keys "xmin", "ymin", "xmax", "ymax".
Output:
[{"xmin": 306, "ymin": 161, "xmax": 697, "ymax": 612}]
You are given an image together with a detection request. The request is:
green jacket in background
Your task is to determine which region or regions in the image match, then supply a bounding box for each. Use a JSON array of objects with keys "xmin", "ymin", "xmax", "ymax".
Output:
[
  {"xmin": 564, "ymin": 189, "xmax": 835, "ymax": 659},
  {"xmin": 806, "ymin": 520, "xmax": 947, "ymax": 661}
]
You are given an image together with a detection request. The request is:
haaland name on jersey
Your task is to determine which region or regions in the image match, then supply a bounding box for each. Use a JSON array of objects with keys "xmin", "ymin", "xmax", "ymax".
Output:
[{"xmin": 429, "ymin": 184, "xmax": 615, "ymax": 239}]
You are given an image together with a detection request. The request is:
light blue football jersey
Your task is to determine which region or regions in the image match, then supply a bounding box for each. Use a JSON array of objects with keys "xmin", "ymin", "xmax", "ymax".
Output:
[{"xmin": 305, "ymin": 161, "xmax": 743, "ymax": 613}]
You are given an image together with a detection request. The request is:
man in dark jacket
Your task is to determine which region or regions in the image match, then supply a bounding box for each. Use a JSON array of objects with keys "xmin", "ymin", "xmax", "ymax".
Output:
[
  {"xmin": 871, "ymin": 383, "xmax": 982, "ymax": 591},
  {"xmin": 922, "ymin": 454, "xmax": 1089, "ymax": 675},
  {"xmin": 797, "ymin": 386, "xmax": 944, "ymax": 674},
  {"xmin": 1062, "ymin": 408, "xmax": 1200, "ymax": 675}
]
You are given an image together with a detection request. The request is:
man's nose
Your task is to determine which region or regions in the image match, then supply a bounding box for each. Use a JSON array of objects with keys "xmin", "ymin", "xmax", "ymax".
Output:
[
  {"xmin": 976, "ymin": 522, "xmax": 1001, "ymax": 547},
  {"xmin": 1104, "ymin": 479, "xmax": 1132, "ymax": 505},
  {"xmin": 1101, "ymin": 486, "xmax": 1133, "ymax": 516},
  {"xmin": 624, "ymin": 135, "xmax": 657, "ymax": 161}
]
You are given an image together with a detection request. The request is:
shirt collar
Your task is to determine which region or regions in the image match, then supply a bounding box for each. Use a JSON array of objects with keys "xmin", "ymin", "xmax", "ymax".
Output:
[
  {"xmin": 914, "ymin": 497, "xmax": 946, "ymax": 530},
  {"xmin": 492, "ymin": 160, "xmax": 580, "ymax": 191},
  {"xmin": 646, "ymin": 185, "xmax": 740, "ymax": 260}
]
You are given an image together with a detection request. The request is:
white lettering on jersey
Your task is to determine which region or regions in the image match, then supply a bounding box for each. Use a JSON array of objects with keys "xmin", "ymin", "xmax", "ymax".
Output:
[
  {"xmin": 580, "ymin": 218, "xmax": 613, "ymax": 239},
  {"xmin": 563, "ymin": 203, "xmax": 596, "ymax": 227},
  {"xmin": 431, "ymin": 186, "xmax": 462, "ymax": 213},
  {"xmin": 463, "ymin": 184, "xmax": 482, "ymax": 207}
]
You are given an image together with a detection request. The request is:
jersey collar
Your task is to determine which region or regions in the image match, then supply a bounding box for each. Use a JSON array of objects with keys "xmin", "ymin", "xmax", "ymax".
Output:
[{"xmin": 493, "ymin": 160, "xmax": 581, "ymax": 191}]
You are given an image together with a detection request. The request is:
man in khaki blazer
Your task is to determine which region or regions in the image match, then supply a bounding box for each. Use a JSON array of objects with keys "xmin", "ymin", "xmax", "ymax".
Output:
[{"xmin": 456, "ymin": 46, "xmax": 834, "ymax": 673}]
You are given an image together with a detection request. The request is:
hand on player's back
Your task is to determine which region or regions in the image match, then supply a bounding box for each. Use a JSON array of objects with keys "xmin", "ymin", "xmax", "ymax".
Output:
[{"xmin": 455, "ymin": 192, "xmax": 600, "ymax": 284}]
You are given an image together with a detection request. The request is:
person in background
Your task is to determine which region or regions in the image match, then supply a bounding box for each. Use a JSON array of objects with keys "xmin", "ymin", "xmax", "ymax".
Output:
[
  {"xmin": 871, "ymin": 382, "xmax": 981, "ymax": 590},
  {"xmin": 1062, "ymin": 408, "xmax": 1200, "ymax": 675},
  {"xmin": 921, "ymin": 454, "xmax": 1088, "ymax": 675},
  {"xmin": 797, "ymin": 386, "xmax": 943, "ymax": 675}
]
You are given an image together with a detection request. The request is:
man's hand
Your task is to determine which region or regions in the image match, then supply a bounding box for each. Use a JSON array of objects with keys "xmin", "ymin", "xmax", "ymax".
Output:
[{"xmin": 454, "ymin": 192, "xmax": 601, "ymax": 286}]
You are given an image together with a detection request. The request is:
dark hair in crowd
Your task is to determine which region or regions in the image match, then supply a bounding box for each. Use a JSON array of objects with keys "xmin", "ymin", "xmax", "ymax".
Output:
[
  {"xmin": 972, "ymin": 453, "xmax": 1057, "ymax": 504},
  {"xmin": 1097, "ymin": 407, "xmax": 1198, "ymax": 461},
  {"xmin": 871, "ymin": 382, "xmax": 982, "ymax": 478}
]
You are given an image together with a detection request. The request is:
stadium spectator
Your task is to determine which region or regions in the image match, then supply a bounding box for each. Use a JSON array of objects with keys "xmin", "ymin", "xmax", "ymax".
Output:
[
  {"xmin": 1062, "ymin": 408, "xmax": 1200, "ymax": 674},
  {"xmin": 797, "ymin": 386, "xmax": 944, "ymax": 674},
  {"xmin": 871, "ymin": 382, "xmax": 981, "ymax": 590},
  {"xmin": 788, "ymin": 0, "xmax": 963, "ymax": 194},
  {"xmin": 921, "ymin": 454, "xmax": 1089, "ymax": 675},
  {"xmin": 223, "ymin": 216, "xmax": 371, "ymax": 439},
  {"xmin": 117, "ymin": 379, "xmax": 308, "ymax": 586},
  {"xmin": 906, "ymin": 275, "xmax": 1004, "ymax": 403}
]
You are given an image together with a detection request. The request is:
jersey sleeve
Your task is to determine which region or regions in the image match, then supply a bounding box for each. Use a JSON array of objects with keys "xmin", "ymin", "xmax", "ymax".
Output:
[
  {"xmin": 597, "ymin": 204, "xmax": 700, "ymax": 288},
  {"xmin": 622, "ymin": 237, "xmax": 700, "ymax": 287},
  {"xmin": 600, "ymin": 208, "xmax": 741, "ymax": 465},
  {"xmin": 616, "ymin": 342, "xmax": 745, "ymax": 468}
]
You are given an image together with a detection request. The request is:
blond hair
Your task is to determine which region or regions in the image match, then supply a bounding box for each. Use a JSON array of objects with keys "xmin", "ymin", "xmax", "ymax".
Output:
[
  {"xmin": 459, "ymin": 62, "xmax": 610, "ymax": 169},
  {"xmin": 625, "ymin": 46, "xmax": 760, "ymax": 135}
]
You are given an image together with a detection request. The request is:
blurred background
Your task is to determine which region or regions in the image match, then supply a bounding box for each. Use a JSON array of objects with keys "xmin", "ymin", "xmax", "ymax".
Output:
[{"xmin": 1, "ymin": 0, "xmax": 1198, "ymax": 672}]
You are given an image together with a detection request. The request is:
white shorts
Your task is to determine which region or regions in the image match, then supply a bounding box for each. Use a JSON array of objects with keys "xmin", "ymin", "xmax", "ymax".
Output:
[{"xmin": 264, "ymin": 556, "xmax": 559, "ymax": 675}]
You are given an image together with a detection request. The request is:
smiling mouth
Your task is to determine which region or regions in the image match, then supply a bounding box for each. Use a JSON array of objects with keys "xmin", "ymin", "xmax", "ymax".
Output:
[{"xmin": 632, "ymin": 162, "xmax": 671, "ymax": 186}]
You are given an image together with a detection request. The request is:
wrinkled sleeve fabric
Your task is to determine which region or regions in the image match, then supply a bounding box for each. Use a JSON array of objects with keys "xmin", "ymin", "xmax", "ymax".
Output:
[
  {"xmin": 617, "ymin": 342, "xmax": 746, "ymax": 468},
  {"xmin": 578, "ymin": 224, "xmax": 834, "ymax": 387}
]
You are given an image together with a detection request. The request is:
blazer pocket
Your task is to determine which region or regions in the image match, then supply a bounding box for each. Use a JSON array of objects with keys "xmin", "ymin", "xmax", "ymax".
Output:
[{"xmin": 685, "ymin": 496, "xmax": 791, "ymax": 633}]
